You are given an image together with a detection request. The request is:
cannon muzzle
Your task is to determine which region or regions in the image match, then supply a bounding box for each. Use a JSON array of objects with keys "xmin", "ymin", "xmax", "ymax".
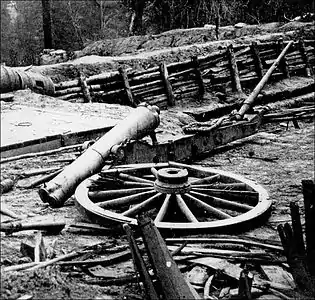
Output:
[{"xmin": 38, "ymin": 103, "xmax": 160, "ymax": 208}]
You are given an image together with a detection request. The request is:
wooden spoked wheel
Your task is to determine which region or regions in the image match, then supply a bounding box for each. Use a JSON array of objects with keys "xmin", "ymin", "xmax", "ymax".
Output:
[{"xmin": 75, "ymin": 162, "xmax": 270, "ymax": 230}]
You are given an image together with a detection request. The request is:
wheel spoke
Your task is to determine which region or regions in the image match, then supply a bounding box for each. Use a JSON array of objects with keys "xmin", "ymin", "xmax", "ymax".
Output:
[
  {"xmin": 190, "ymin": 190, "xmax": 253, "ymax": 212},
  {"xmin": 97, "ymin": 190, "xmax": 156, "ymax": 209},
  {"xmin": 184, "ymin": 193, "xmax": 231, "ymax": 219},
  {"xmin": 190, "ymin": 174, "xmax": 220, "ymax": 185},
  {"xmin": 175, "ymin": 194, "xmax": 199, "ymax": 223},
  {"xmin": 122, "ymin": 193, "xmax": 163, "ymax": 217},
  {"xmin": 191, "ymin": 188, "xmax": 259, "ymax": 204},
  {"xmin": 191, "ymin": 183, "xmax": 248, "ymax": 190},
  {"xmin": 154, "ymin": 194, "xmax": 171, "ymax": 222},
  {"xmin": 118, "ymin": 172, "xmax": 154, "ymax": 184},
  {"xmin": 89, "ymin": 187, "xmax": 153, "ymax": 201},
  {"xmin": 150, "ymin": 167, "xmax": 158, "ymax": 179}
]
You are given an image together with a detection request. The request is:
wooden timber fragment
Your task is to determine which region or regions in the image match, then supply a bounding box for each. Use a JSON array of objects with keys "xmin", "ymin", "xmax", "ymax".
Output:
[
  {"xmin": 277, "ymin": 39, "xmax": 290, "ymax": 78},
  {"xmin": 235, "ymin": 41, "xmax": 294, "ymax": 120},
  {"xmin": 302, "ymin": 180, "xmax": 315, "ymax": 276},
  {"xmin": 123, "ymin": 224, "xmax": 159, "ymax": 300},
  {"xmin": 277, "ymin": 201, "xmax": 315, "ymax": 296},
  {"xmin": 1, "ymin": 220, "xmax": 66, "ymax": 235},
  {"xmin": 226, "ymin": 45, "xmax": 243, "ymax": 94},
  {"xmin": 238, "ymin": 269, "xmax": 253, "ymax": 299},
  {"xmin": 299, "ymin": 39, "xmax": 312, "ymax": 77},
  {"xmin": 251, "ymin": 42, "xmax": 264, "ymax": 79},
  {"xmin": 191, "ymin": 56, "xmax": 205, "ymax": 97},
  {"xmin": 118, "ymin": 67, "xmax": 136, "ymax": 107},
  {"xmin": 79, "ymin": 73, "xmax": 92, "ymax": 103},
  {"xmin": 138, "ymin": 214, "xmax": 199, "ymax": 299}
]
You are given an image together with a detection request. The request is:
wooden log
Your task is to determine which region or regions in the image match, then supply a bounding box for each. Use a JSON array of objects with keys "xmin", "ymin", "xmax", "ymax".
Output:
[
  {"xmin": 119, "ymin": 67, "xmax": 136, "ymax": 107},
  {"xmin": 86, "ymin": 71, "xmax": 120, "ymax": 85},
  {"xmin": 138, "ymin": 214, "xmax": 199, "ymax": 300},
  {"xmin": 1, "ymin": 220, "xmax": 66, "ymax": 235},
  {"xmin": 55, "ymin": 80, "xmax": 79, "ymax": 90},
  {"xmin": 277, "ymin": 39, "xmax": 290, "ymax": 78},
  {"xmin": 236, "ymin": 41, "xmax": 294, "ymax": 120},
  {"xmin": 191, "ymin": 56, "xmax": 205, "ymax": 97},
  {"xmin": 131, "ymin": 79, "xmax": 163, "ymax": 92},
  {"xmin": 159, "ymin": 62, "xmax": 175, "ymax": 106},
  {"xmin": 299, "ymin": 39, "xmax": 312, "ymax": 77},
  {"xmin": 123, "ymin": 224, "xmax": 159, "ymax": 299},
  {"xmin": 251, "ymin": 42, "xmax": 264, "ymax": 79},
  {"xmin": 54, "ymin": 86, "xmax": 82, "ymax": 96},
  {"xmin": 169, "ymin": 68, "xmax": 196, "ymax": 79},
  {"xmin": 79, "ymin": 73, "xmax": 92, "ymax": 103},
  {"xmin": 58, "ymin": 93, "xmax": 84, "ymax": 101}
]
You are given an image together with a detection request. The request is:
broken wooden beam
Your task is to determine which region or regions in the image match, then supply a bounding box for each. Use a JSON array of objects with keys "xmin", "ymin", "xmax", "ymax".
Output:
[
  {"xmin": 138, "ymin": 214, "xmax": 199, "ymax": 299},
  {"xmin": 123, "ymin": 224, "xmax": 159, "ymax": 300},
  {"xmin": 1, "ymin": 220, "xmax": 66, "ymax": 235}
]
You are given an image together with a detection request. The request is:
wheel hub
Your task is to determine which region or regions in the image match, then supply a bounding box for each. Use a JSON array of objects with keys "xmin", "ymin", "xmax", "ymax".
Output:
[{"xmin": 154, "ymin": 167, "xmax": 191, "ymax": 194}]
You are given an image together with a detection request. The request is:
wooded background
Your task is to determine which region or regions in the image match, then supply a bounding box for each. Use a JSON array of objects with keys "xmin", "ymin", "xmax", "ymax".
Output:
[{"xmin": 1, "ymin": 0, "xmax": 313, "ymax": 67}]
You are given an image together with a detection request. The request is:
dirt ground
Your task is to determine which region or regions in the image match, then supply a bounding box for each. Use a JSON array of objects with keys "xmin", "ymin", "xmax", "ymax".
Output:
[{"xmin": 1, "ymin": 115, "xmax": 314, "ymax": 299}]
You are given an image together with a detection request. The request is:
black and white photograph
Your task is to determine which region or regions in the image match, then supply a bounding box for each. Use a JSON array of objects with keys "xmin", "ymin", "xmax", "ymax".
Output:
[{"xmin": 1, "ymin": 0, "xmax": 314, "ymax": 299}]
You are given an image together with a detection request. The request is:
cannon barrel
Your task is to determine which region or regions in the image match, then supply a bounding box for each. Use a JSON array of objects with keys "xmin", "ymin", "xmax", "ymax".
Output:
[{"xmin": 38, "ymin": 103, "xmax": 160, "ymax": 208}]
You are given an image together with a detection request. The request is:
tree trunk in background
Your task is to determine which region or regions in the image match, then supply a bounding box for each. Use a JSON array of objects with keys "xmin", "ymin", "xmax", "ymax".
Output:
[
  {"xmin": 129, "ymin": 0, "xmax": 146, "ymax": 35},
  {"xmin": 42, "ymin": 0, "xmax": 53, "ymax": 49}
]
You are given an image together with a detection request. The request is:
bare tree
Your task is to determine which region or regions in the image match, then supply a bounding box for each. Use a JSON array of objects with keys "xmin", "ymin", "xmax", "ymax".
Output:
[{"xmin": 41, "ymin": 0, "xmax": 53, "ymax": 48}]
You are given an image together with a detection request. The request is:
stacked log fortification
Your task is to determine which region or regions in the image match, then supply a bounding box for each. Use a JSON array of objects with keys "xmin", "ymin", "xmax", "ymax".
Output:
[{"xmin": 54, "ymin": 39, "xmax": 314, "ymax": 108}]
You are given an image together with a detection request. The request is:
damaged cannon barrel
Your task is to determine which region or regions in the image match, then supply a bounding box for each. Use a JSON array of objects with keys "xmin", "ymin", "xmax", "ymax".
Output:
[
  {"xmin": 38, "ymin": 103, "xmax": 160, "ymax": 208},
  {"xmin": 0, "ymin": 65, "xmax": 55, "ymax": 95}
]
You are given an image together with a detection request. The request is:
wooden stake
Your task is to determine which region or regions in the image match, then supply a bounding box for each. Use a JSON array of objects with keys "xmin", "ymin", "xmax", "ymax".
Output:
[
  {"xmin": 277, "ymin": 39, "xmax": 290, "ymax": 78},
  {"xmin": 227, "ymin": 45, "xmax": 243, "ymax": 93},
  {"xmin": 119, "ymin": 67, "xmax": 136, "ymax": 107},
  {"xmin": 299, "ymin": 39, "xmax": 312, "ymax": 77},
  {"xmin": 251, "ymin": 42, "xmax": 264, "ymax": 79},
  {"xmin": 159, "ymin": 62, "xmax": 175, "ymax": 106},
  {"xmin": 79, "ymin": 73, "xmax": 92, "ymax": 103},
  {"xmin": 191, "ymin": 56, "xmax": 205, "ymax": 97}
]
